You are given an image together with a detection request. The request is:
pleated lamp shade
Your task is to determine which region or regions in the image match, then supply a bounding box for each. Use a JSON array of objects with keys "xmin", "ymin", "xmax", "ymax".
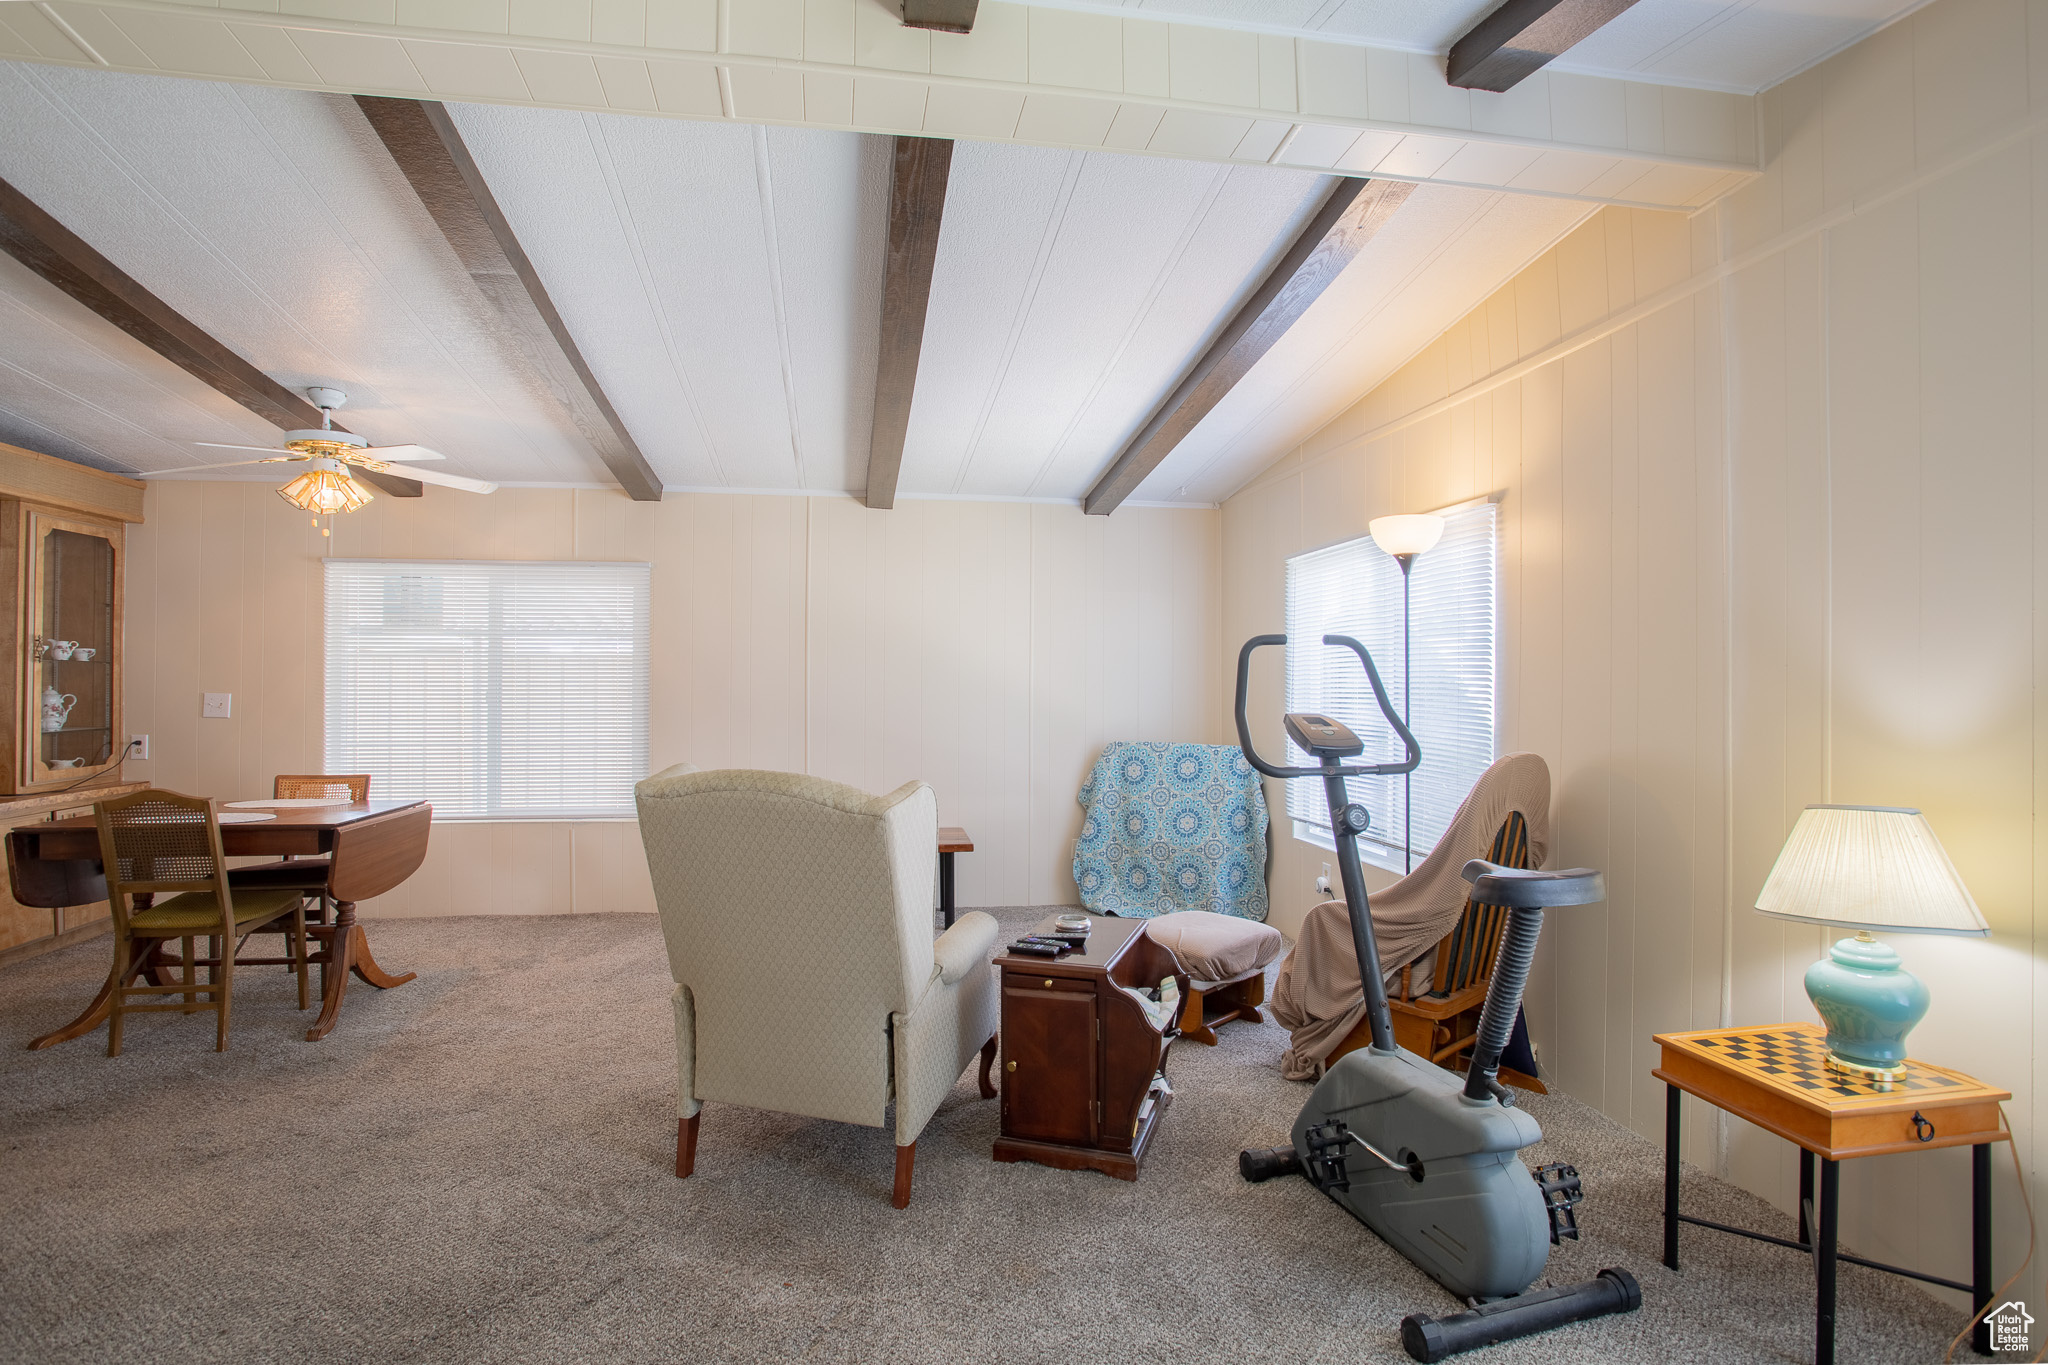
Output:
[{"xmin": 1755, "ymin": 805, "xmax": 1988, "ymax": 937}]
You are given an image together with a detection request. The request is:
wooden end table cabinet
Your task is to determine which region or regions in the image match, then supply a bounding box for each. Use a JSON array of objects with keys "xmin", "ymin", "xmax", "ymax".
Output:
[
  {"xmin": 1655, "ymin": 1022, "xmax": 2010, "ymax": 1365},
  {"xmin": 994, "ymin": 915, "xmax": 1186, "ymax": 1180}
]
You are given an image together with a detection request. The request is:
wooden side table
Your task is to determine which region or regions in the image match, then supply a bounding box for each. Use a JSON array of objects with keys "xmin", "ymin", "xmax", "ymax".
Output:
[
  {"xmin": 993, "ymin": 915, "xmax": 1185, "ymax": 1180},
  {"xmin": 938, "ymin": 826, "xmax": 972, "ymax": 929},
  {"xmin": 1654, "ymin": 1023, "xmax": 2010, "ymax": 1365}
]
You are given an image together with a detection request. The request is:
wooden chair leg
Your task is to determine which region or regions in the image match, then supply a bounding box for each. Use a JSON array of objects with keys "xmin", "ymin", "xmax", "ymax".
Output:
[
  {"xmin": 892, "ymin": 1141, "xmax": 916, "ymax": 1210},
  {"xmin": 106, "ymin": 934, "xmax": 130, "ymax": 1058},
  {"xmin": 214, "ymin": 948, "xmax": 233, "ymax": 1052},
  {"xmin": 675, "ymin": 1112, "xmax": 699, "ymax": 1179},
  {"xmin": 1179, "ymin": 985, "xmax": 1219, "ymax": 1046},
  {"xmin": 978, "ymin": 1034, "xmax": 999, "ymax": 1099},
  {"xmin": 292, "ymin": 905, "xmax": 310, "ymax": 1011}
]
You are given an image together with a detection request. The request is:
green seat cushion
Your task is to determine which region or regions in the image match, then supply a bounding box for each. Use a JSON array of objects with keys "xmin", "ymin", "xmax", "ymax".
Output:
[{"xmin": 129, "ymin": 888, "xmax": 304, "ymax": 932}]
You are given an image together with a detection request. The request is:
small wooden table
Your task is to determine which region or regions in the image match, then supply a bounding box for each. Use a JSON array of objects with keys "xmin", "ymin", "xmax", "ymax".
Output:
[
  {"xmin": 938, "ymin": 826, "xmax": 972, "ymax": 929},
  {"xmin": 993, "ymin": 915, "xmax": 1185, "ymax": 1180},
  {"xmin": 13, "ymin": 799, "xmax": 432, "ymax": 1048},
  {"xmin": 1654, "ymin": 1023, "xmax": 2009, "ymax": 1364}
]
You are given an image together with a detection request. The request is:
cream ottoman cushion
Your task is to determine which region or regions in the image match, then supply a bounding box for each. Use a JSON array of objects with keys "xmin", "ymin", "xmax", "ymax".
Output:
[{"xmin": 1144, "ymin": 910, "xmax": 1285, "ymax": 986}]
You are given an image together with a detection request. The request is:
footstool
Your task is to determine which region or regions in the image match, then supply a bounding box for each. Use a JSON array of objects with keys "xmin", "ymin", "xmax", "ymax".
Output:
[{"xmin": 1142, "ymin": 911, "xmax": 1285, "ymax": 1046}]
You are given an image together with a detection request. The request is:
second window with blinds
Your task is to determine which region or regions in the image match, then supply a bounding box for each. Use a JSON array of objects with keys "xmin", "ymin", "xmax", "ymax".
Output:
[
  {"xmin": 325, "ymin": 560, "xmax": 651, "ymax": 820},
  {"xmin": 1284, "ymin": 501, "xmax": 1497, "ymax": 872}
]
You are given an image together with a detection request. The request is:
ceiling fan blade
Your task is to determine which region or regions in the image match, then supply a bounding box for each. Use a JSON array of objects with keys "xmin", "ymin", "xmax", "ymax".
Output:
[
  {"xmin": 143, "ymin": 457, "xmax": 286, "ymax": 476},
  {"xmin": 194, "ymin": 442, "xmax": 288, "ymax": 454},
  {"xmin": 353, "ymin": 467, "xmax": 423, "ymax": 498},
  {"xmin": 355, "ymin": 443, "xmax": 446, "ymax": 463},
  {"xmin": 399, "ymin": 466, "xmax": 498, "ymax": 494}
]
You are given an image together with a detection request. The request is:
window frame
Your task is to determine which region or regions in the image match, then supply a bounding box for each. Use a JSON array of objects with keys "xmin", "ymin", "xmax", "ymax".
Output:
[
  {"xmin": 1282, "ymin": 497, "xmax": 1499, "ymax": 873},
  {"xmin": 322, "ymin": 558, "xmax": 652, "ymax": 822}
]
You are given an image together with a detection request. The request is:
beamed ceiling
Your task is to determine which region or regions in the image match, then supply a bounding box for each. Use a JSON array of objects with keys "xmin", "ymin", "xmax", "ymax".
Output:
[
  {"xmin": 1022, "ymin": 0, "xmax": 1932, "ymax": 94},
  {"xmin": 0, "ymin": 0, "xmax": 1919, "ymax": 509},
  {"xmin": 0, "ymin": 58, "xmax": 1591, "ymax": 506}
]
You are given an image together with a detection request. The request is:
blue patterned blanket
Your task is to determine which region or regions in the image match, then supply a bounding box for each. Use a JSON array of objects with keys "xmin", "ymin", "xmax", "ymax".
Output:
[{"xmin": 1072, "ymin": 742, "xmax": 1269, "ymax": 921}]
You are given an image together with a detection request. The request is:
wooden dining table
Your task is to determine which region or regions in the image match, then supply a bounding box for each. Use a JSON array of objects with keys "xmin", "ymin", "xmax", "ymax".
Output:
[{"xmin": 11, "ymin": 797, "xmax": 432, "ymax": 1048}]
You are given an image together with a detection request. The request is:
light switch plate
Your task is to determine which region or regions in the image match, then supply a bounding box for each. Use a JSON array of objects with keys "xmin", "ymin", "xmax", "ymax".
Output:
[{"xmin": 202, "ymin": 693, "xmax": 231, "ymax": 719}]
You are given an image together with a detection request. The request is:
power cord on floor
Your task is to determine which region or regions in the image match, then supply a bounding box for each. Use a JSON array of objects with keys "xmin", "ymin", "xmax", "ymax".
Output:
[{"xmin": 1941, "ymin": 1108, "xmax": 2034, "ymax": 1363}]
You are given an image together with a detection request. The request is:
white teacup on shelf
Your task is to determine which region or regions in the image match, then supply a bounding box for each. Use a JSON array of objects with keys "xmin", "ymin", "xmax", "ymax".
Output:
[{"xmin": 72, "ymin": 647, "xmax": 94, "ymax": 661}]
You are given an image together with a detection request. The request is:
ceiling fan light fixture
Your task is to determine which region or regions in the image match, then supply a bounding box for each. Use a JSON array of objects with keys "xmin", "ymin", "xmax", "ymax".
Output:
[
  {"xmin": 282, "ymin": 432, "xmax": 369, "ymax": 458},
  {"xmin": 277, "ymin": 460, "xmax": 373, "ymax": 516}
]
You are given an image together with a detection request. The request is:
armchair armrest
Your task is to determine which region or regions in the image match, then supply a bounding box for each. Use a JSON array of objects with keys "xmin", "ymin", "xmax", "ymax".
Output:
[{"xmin": 932, "ymin": 911, "xmax": 998, "ymax": 986}]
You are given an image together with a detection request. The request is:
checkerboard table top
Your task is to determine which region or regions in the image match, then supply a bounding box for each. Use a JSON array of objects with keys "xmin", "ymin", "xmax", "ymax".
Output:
[{"xmin": 1656, "ymin": 1022, "xmax": 2008, "ymax": 1131}]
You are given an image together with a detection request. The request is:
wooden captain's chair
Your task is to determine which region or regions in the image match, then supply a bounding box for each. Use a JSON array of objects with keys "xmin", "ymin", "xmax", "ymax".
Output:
[{"xmin": 1326, "ymin": 809, "xmax": 1546, "ymax": 1091}]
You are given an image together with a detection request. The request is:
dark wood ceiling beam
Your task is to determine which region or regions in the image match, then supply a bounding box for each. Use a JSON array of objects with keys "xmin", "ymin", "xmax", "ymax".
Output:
[
  {"xmin": 864, "ymin": 135, "xmax": 953, "ymax": 511},
  {"xmin": 901, "ymin": 0, "xmax": 978, "ymax": 32},
  {"xmin": 0, "ymin": 173, "xmax": 422, "ymax": 496},
  {"xmin": 354, "ymin": 96, "xmax": 664, "ymax": 503},
  {"xmin": 1083, "ymin": 176, "xmax": 1412, "ymax": 516},
  {"xmin": 1447, "ymin": 0, "xmax": 1643, "ymax": 92}
]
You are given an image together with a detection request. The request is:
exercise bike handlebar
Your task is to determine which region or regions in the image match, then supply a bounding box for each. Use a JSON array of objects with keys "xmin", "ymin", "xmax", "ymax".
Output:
[{"xmin": 1233, "ymin": 634, "xmax": 1422, "ymax": 779}]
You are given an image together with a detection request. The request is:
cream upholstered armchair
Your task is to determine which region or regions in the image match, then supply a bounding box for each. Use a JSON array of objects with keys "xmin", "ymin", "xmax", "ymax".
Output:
[{"xmin": 635, "ymin": 766, "xmax": 1000, "ymax": 1208}]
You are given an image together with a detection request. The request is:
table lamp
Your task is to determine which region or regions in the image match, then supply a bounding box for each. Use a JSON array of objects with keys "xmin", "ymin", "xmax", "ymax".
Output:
[{"xmin": 1754, "ymin": 804, "xmax": 1988, "ymax": 1082}]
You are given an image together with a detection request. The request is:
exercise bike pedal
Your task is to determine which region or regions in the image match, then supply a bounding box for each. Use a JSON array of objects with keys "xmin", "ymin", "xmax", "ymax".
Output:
[
  {"xmin": 1533, "ymin": 1163, "xmax": 1584, "ymax": 1245},
  {"xmin": 1238, "ymin": 1145, "xmax": 1302, "ymax": 1183}
]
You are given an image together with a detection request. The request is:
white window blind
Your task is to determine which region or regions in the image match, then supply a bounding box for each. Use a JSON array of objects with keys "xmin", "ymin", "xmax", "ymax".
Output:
[
  {"xmin": 324, "ymin": 559, "xmax": 650, "ymax": 820},
  {"xmin": 1284, "ymin": 503, "xmax": 1497, "ymax": 870}
]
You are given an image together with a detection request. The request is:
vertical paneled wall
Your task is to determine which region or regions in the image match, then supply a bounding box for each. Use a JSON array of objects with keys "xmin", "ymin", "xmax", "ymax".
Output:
[
  {"xmin": 1222, "ymin": 0, "xmax": 2044, "ymax": 1304},
  {"xmin": 124, "ymin": 484, "xmax": 1220, "ymax": 918}
]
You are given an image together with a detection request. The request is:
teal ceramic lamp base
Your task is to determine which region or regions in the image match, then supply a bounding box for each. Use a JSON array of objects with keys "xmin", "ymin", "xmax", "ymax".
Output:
[{"xmin": 1804, "ymin": 931, "xmax": 1931, "ymax": 1083}]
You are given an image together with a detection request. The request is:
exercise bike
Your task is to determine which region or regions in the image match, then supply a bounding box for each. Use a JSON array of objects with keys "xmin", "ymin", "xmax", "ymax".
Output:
[{"xmin": 1232, "ymin": 633, "xmax": 1641, "ymax": 1363}]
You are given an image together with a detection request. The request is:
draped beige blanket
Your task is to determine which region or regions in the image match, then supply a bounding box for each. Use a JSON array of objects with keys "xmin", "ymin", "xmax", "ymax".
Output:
[{"xmin": 1269, "ymin": 752, "xmax": 1551, "ymax": 1081}]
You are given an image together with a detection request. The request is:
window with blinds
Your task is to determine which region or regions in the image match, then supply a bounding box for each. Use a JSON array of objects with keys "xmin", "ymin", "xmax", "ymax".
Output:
[
  {"xmin": 1283, "ymin": 502, "xmax": 1497, "ymax": 870},
  {"xmin": 324, "ymin": 560, "xmax": 651, "ymax": 820}
]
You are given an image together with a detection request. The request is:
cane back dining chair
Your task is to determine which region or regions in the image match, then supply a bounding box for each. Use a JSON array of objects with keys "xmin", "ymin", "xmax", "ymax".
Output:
[
  {"xmin": 227, "ymin": 774, "xmax": 371, "ymax": 920},
  {"xmin": 95, "ymin": 789, "xmax": 309, "ymax": 1054}
]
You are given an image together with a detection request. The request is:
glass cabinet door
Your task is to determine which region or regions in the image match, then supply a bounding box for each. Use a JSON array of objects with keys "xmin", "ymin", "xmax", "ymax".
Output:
[{"xmin": 30, "ymin": 515, "xmax": 117, "ymax": 777}]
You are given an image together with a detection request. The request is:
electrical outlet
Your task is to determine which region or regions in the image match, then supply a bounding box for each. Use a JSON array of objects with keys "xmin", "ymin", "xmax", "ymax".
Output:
[
  {"xmin": 128, "ymin": 734, "xmax": 148, "ymax": 760},
  {"xmin": 202, "ymin": 693, "xmax": 232, "ymax": 719},
  {"xmin": 1315, "ymin": 862, "xmax": 1333, "ymax": 898}
]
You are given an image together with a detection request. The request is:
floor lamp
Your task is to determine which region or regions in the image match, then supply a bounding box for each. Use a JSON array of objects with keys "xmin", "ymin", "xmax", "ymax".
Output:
[{"xmin": 1369, "ymin": 513, "xmax": 1445, "ymax": 873}]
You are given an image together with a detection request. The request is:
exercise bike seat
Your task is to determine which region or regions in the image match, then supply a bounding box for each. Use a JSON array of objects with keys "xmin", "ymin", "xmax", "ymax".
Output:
[{"xmin": 1460, "ymin": 860, "xmax": 1606, "ymax": 908}]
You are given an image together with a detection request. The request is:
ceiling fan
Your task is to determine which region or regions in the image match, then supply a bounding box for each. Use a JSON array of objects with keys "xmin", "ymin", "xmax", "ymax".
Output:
[{"xmin": 150, "ymin": 387, "xmax": 497, "ymax": 521}]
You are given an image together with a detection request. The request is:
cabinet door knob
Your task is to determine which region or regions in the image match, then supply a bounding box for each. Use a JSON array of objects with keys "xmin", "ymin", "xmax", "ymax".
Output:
[
  {"xmin": 1043, "ymin": 979, "xmax": 1053, "ymax": 988},
  {"xmin": 1005, "ymin": 1060, "xmax": 1017, "ymax": 1072}
]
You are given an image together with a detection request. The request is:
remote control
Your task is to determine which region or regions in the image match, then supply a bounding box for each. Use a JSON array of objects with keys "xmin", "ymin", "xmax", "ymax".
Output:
[{"xmin": 1007, "ymin": 941, "xmax": 1063, "ymax": 957}]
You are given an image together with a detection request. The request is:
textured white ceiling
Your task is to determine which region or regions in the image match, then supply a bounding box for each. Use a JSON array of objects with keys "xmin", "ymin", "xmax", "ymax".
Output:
[
  {"xmin": 448, "ymin": 104, "xmax": 887, "ymax": 495},
  {"xmin": 901, "ymin": 142, "xmax": 1328, "ymax": 500},
  {"xmin": 0, "ymin": 58, "xmax": 1600, "ymax": 508},
  {"xmin": 0, "ymin": 59, "xmax": 608, "ymax": 490},
  {"xmin": 1028, "ymin": 0, "xmax": 1930, "ymax": 93}
]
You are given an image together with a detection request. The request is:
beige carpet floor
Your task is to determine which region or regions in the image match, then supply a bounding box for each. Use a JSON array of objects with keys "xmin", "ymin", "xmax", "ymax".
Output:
[{"xmin": 0, "ymin": 909, "xmax": 1988, "ymax": 1364}]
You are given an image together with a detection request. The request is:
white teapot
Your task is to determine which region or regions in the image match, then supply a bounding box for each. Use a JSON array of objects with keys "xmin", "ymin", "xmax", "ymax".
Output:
[{"xmin": 40, "ymin": 686, "xmax": 76, "ymax": 733}]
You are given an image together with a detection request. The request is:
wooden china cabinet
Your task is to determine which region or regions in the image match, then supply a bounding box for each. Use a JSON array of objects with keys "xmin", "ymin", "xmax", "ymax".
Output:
[{"xmin": 0, "ymin": 442, "xmax": 146, "ymax": 962}]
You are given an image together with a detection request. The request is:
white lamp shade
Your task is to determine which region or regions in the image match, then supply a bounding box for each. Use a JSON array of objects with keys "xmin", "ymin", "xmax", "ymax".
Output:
[
  {"xmin": 1755, "ymin": 805, "xmax": 1988, "ymax": 937},
  {"xmin": 1369, "ymin": 514, "xmax": 1445, "ymax": 557}
]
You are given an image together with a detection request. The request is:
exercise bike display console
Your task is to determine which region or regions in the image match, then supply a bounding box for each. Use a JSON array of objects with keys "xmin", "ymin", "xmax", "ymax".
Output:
[{"xmin": 1232, "ymin": 633, "xmax": 1642, "ymax": 1362}]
